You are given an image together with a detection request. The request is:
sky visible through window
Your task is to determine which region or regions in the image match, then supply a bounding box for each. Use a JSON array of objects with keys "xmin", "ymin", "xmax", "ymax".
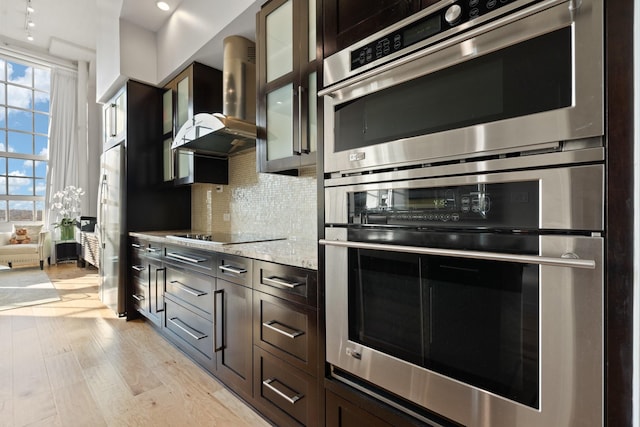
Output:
[{"xmin": 0, "ymin": 56, "xmax": 50, "ymax": 222}]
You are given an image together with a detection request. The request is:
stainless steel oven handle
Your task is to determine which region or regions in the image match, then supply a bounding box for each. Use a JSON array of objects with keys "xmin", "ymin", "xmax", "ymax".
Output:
[{"xmin": 319, "ymin": 239, "xmax": 596, "ymax": 269}]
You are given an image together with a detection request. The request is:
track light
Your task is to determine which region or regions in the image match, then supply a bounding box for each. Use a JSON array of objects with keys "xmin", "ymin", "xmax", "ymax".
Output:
[{"xmin": 25, "ymin": 0, "xmax": 35, "ymax": 41}]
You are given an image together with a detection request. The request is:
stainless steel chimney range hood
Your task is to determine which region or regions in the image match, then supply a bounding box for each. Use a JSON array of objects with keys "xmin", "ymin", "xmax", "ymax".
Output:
[
  {"xmin": 172, "ymin": 36, "xmax": 256, "ymax": 156},
  {"xmin": 172, "ymin": 113, "xmax": 255, "ymax": 156}
]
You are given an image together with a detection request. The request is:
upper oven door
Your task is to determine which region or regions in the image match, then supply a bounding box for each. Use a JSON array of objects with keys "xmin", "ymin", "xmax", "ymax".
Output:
[{"xmin": 320, "ymin": 0, "xmax": 603, "ymax": 174}]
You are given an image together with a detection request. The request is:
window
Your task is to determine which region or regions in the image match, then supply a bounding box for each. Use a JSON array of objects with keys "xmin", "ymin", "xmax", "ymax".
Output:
[{"xmin": 0, "ymin": 57, "xmax": 50, "ymax": 222}]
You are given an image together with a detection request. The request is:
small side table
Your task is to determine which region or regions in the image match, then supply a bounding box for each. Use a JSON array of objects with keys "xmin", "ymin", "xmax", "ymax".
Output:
[{"xmin": 54, "ymin": 240, "xmax": 80, "ymax": 264}]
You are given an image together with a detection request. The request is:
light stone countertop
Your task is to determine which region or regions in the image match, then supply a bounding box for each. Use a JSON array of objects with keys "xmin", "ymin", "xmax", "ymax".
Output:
[{"xmin": 129, "ymin": 231, "xmax": 318, "ymax": 270}]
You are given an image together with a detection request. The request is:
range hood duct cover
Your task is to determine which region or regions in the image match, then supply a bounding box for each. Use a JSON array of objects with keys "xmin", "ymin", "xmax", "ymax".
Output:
[{"xmin": 172, "ymin": 36, "xmax": 257, "ymax": 156}]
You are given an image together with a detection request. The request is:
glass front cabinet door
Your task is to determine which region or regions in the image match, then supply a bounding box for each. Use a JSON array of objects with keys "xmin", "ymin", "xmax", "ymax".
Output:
[{"xmin": 257, "ymin": 0, "xmax": 318, "ymax": 174}]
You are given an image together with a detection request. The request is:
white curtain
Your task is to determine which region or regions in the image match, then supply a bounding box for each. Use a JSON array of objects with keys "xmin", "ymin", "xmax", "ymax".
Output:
[{"xmin": 46, "ymin": 68, "xmax": 79, "ymax": 227}]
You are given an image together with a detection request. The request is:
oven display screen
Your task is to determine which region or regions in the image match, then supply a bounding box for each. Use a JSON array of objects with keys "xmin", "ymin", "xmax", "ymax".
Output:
[
  {"xmin": 403, "ymin": 15, "xmax": 441, "ymax": 46},
  {"xmin": 407, "ymin": 198, "xmax": 447, "ymax": 209}
]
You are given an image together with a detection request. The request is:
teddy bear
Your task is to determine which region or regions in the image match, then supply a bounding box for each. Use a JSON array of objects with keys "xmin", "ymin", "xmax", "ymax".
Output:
[{"xmin": 9, "ymin": 228, "xmax": 31, "ymax": 244}]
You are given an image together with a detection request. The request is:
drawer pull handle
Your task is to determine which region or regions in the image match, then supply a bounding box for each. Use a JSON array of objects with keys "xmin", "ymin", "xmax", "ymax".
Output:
[
  {"xmin": 131, "ymin": 243, "xmax": 142, "ymax": 249},
  {"xmin": 168, "ymin": 317, "xmax": 207, "ymax": 341},
  {"xmin": 167, "ymin": 252, "xmax": 207, "ymax": 263},
  {"xmin": 147, "ymin": 247, "xmax": 161, "ymax": 253},
  {"xmin": 263, "ymin": 276, "xmax": 302, "ymax": 289},
  {"xmin": 262, "ymin": 378, "xmax": 303, "ymax": 404},
  {"xmin": 218, "ymin": 265, "xmax": 247, "ymax": 275},
  {"xmin": 214, "ymin": 289, "xmax": 225, "ymax": 352},
  {"xmin": 263, "ymin": 320, "xmax": 304, "ymax": 339},
  {"xmin": 169, "ymin": 280, "xmax": 207, "ymax": 297},
  {"xmin": 155, "ymin": 268, "xmax": 166, "ymax": 313},
  {"xmin": 132, "ymin": 265, "xmax": 145, "ymax": 272},
  {"xmin": 132, "ymin": 294, "xmax": 145, "ymax": 302}
]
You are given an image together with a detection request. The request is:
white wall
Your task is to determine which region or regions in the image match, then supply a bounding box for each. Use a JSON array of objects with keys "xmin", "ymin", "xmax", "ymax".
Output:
[
  {"xmin": 119, "ymin": 20, "xmax": 157, "ymax": 87},
  {"xmin": 156, "ymin": 0, "xmax": 260, "ymax": 83},
  {"xmin": 96, "ymin": 0, "xmax": 123, "ymax": 103}
]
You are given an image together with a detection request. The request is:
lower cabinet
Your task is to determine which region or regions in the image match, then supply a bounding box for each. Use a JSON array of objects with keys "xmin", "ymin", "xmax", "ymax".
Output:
[
  {"xmin": 325, "ymin": 390, "xmax": 393, "ymax": 427},
  {"xmin": 147, "ymin": 257, "xmax": 165, "ymax": 326},
  {"xmin": 164, "ymin": 295, "xmax": 215, "ymax": 372},
  {"xmin": 128, "ymin": 238, "xmax": 321, "ymax": 426},
  {"xmin": 163, "ymin": 258, "xmax": 216, "ymax": 373},
  {"xmin": 254, "ymin": 346, "xmax": 319, "ymax": 426},
  {"xmin": 213, "ymin": 277, "xmax": 254, "ymax": 401}
]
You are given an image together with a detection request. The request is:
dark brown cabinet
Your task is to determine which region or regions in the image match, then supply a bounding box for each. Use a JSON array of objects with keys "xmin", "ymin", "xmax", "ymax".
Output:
[
  {"xmin": 162, "ymin": 62, "xmax": 228, "ymax": 184},
  {"xmin": 129, "ymin": 238, "xmax": 164, "ymax": 327},
  {"xmin": 322, "ymin": 0, "xmax": 438, "ymax": 57},
  {"xmin": 324, "ymin": 380, "xmax": 435, "ymax": 427},
  {"xmin": 252, "ymin": 261, "xmax": 319, "ymax": 426},
  {"xmin": 256, "ymin": 0, "xmax": 319, "ymax": 174},
  {"xmin": 163, "ymin": 245, "xmax": 218, "ymax": 372},
  {"xmin": 212, "ymin": 253, "xmax": 254, "ymax": 400},
  {"xmin": 325, "ymin": 391, "xmax": 393, "ymax": 427},
  {"xmin": 214, "ymin": 277, "xmax": 254, "ymax": 401}
]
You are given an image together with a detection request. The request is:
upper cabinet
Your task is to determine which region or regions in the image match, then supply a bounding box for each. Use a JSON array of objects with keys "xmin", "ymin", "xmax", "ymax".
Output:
[
  {"xmin": 322, "ymin": 0, "xmax": 438, "ymax": 58},
  {"xmin": 103, "ymin": 89, "xmax": 126, "ymax": 146},
  {"xmin": 256, "ymin": 0, "xmax": 319, "ymax": 175},
  {"xmin": 162, "ymin": 63, "xmax": 228, "ymax": 185}
]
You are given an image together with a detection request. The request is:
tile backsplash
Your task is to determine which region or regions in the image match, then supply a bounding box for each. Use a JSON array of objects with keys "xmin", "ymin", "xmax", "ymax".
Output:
[{"xmin": 192, "ymin": 150, "xmax": 317, "ymax": 241}]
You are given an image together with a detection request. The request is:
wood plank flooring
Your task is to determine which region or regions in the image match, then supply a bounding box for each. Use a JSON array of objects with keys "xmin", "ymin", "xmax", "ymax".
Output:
[{"xmin": 0, "ymin": 263, "xmax": 271, "ymax": 427}]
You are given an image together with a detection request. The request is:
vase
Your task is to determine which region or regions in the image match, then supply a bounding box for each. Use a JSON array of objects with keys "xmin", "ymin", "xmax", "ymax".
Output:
[{"xmin": 60, "ymin": 224, "xmax": 75, "ymax": 241}]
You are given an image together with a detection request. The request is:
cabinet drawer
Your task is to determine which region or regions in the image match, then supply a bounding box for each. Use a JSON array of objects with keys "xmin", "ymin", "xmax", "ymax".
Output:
[
  {"xmin": 253, "ymin": 347, "xmax": 318, "ymax": 427},
  {"xmin": 217, "ymin": 253, "xmax": 252, "ymax": 287},
  {"xmin": 165, "ymin": 266, "xmax": 214, "ymax": 320},
  {"xmin": 145, "ymin": 242, "xmax": 163, "ymax": 260},
  {"xmin": 164, "ymin": 245, "xmax": 217, "ymax": 276},
  {"xmin": 164, "ymin": 297, "xmax": 214, "ymax": 369},
  {"xmin": 130, "ymin": 256, "xmax": 148, "ymax": 283},
  {"xmin": 132, "ymin": 279, "xmax": 148, "ymax": 314},
  {"xmin": 254, "ymin": 292, "xmax": 317, "ymax": 375},
  {"xmin": 254, "ymin": 261, "xmax": 317, "ymax": 307}
]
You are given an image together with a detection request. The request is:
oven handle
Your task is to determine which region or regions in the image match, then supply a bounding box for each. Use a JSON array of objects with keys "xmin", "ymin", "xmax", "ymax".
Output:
[{"xmin": 319, "ymin": 239, "xmax": 596, "ymax": 269}]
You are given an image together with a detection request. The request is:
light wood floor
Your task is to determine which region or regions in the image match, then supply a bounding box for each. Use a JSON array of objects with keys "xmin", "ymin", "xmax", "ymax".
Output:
[{"xmin": 0, "ymin": 263, "xmax": 271, "ymax": 427}]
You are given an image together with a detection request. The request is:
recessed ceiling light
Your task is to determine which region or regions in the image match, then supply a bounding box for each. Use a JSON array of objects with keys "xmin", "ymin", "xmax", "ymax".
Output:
[
  {"xmin": 27, "ymin": 20, "xmax": 35, "ymax": 27},
  {"xmin": 27, "ymin": 33, "xmax": 34, "ymax": 41},
  {"xmin": 156, "ymin": 1, "xmax": 170, "ymax": 11}
]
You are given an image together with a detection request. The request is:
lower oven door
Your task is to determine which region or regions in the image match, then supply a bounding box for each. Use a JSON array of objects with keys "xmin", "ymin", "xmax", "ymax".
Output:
[{"xmin": 322, "ymin": 229, "xmax": 603, "ymax": 427}]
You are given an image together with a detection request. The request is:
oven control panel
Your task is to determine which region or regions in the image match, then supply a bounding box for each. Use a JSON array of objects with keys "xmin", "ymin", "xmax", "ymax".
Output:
[
  {"xmin": 350, "ymin": 0, "xmax": 520, "ymax": 71},
  {"xmin": 348, "ymin": 181, "xmax": 537, "ymax": 229}
]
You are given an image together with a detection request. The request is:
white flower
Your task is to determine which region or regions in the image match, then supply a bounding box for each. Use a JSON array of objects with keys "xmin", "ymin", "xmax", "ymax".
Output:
[{"xmin": 51, "ymin": 185, "xmax": 85, "ymax": 225}]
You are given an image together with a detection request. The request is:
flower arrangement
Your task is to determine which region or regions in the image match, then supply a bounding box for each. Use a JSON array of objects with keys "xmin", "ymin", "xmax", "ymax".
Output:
[{"xmin": 51, "ymin": 185, "xmax": 84, "ymax": 239}]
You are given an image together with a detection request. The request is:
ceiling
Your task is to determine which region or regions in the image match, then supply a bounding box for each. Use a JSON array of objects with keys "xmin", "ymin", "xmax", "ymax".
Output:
[{"xmin": 0, "ymin": 0, "xmax": 229, "ymax": 62}]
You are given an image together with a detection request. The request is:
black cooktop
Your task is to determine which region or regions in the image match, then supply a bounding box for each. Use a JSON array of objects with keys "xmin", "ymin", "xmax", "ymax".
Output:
[{"xmin": 167, "ymin": 232, "xmax": 285, "ymax": 245}]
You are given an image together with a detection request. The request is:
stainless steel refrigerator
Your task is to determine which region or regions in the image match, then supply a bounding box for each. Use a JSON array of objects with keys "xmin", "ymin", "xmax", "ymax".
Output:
[{"xmin": 97, "ymin": 143, "xmax": 126, "ymax": 316}]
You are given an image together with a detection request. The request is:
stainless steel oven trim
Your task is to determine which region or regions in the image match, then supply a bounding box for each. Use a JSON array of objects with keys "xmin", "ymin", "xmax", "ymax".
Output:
[
  {"xmin": 324, "ymin": 144, "xmax": 604, "ymax": 185},
  {"xmin": 322, "ymin": 0, "xmax": 603, "ymax": 174},
  {"xmin": 325, "ymin": 164, "xmax": 604, "ymax": 232},
  {"xmin": 324, "ymin": 227, "xmax": 603, "ymax": 427}
]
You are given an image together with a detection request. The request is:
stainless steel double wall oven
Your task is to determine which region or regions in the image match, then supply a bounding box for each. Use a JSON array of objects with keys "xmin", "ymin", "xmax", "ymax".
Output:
[{"xmin": 320, "ymin": 0, "xmax": 604, "ymax": 425}]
